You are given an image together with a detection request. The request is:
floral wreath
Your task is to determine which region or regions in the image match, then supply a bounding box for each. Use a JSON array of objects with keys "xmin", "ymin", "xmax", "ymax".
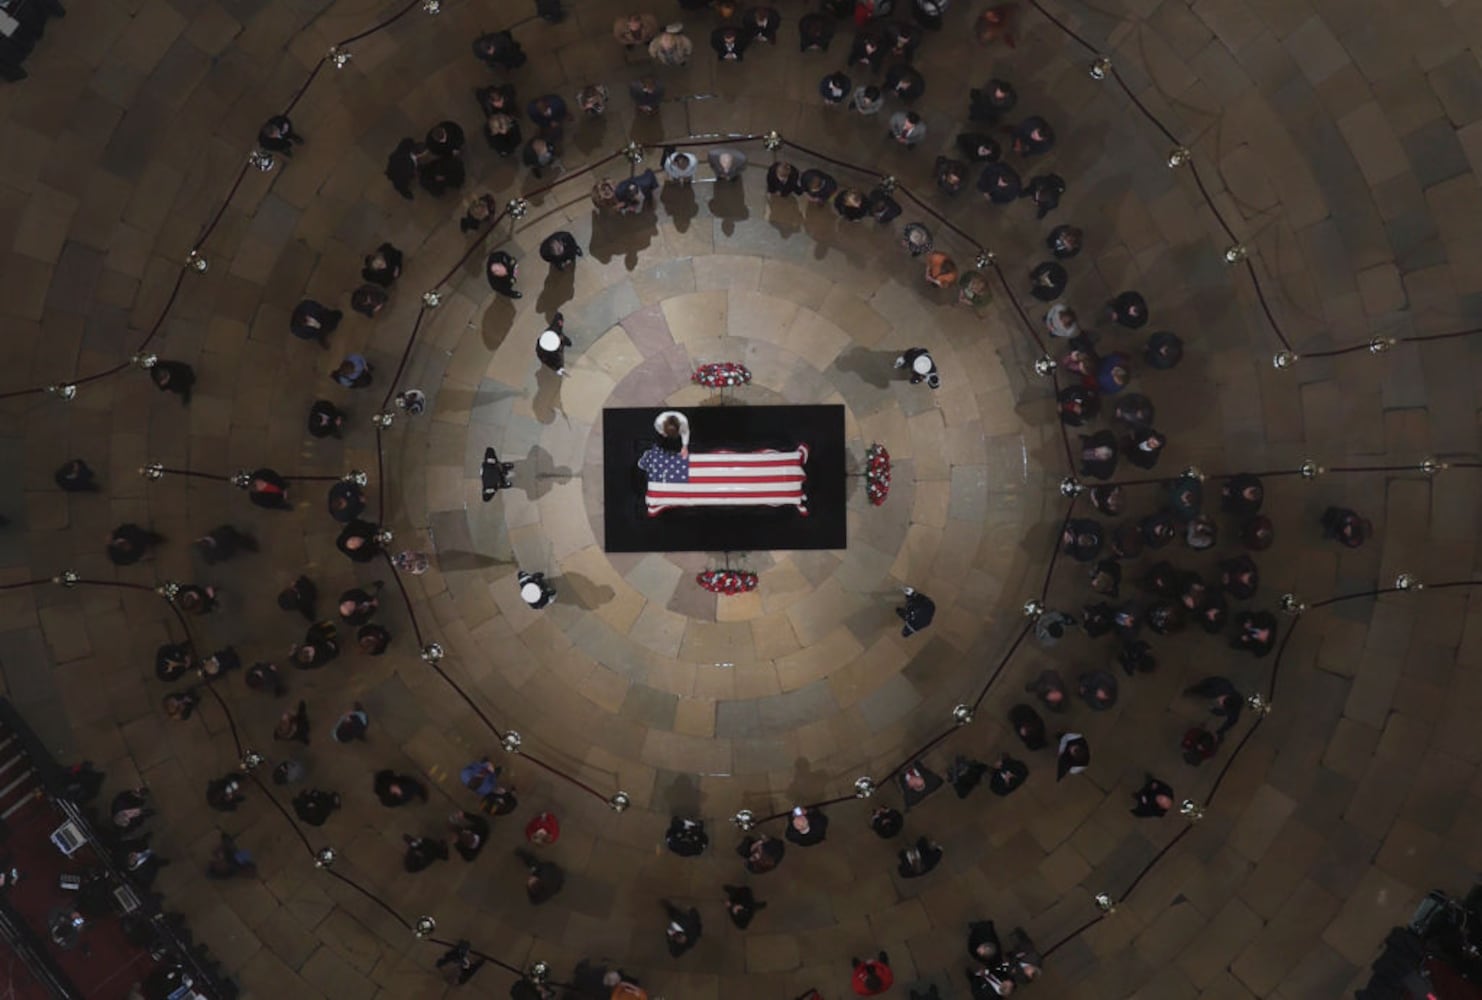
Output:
[
  {"xmin": 697, "ymin": 569, "xmax": 758, "ymax": 595},
  {"xmin": 865, "ymin": 442, "xmax": 891, "ymax": 506},
  {"xmin": 692, "ymin": 362, "xmax": 752, "ymax": 388}
]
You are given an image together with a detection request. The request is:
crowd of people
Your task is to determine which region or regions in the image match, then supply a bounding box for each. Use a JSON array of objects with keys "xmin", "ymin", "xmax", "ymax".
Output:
[{"xmin": 42, "ymin": 0, "xmax": 1394, "ymax": 997}]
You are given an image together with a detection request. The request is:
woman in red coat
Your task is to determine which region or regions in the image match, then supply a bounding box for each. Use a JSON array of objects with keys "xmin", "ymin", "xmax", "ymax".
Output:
[
  {"xmin": 852, "ymin": 951, "xmax": 893, "ymax": 996},
  {"xmin": 524, "ymin": 810, "xmax": 561, "ymax": 846}
]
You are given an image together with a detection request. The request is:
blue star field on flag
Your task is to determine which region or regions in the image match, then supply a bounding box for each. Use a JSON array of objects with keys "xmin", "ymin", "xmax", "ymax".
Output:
[{"xmin": 638, "ymin": 447, "xmax": 690, "ymax": 483}]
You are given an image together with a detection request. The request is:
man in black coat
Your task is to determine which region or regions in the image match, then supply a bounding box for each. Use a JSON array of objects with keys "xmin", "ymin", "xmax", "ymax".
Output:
[
  {"xmin": 896, "ymin": 586, "xmax": 935, "ymax": 637},
  {"xmin": 662, "ymin": 900, "xmax": 702, "ymax": 956},
  {"xmin": 538, "ymin": 231, "xmax": 583, "ymax": 271},
  {"xmin": 385, "ymin": 138, "xmax": 421, "ymax": 199},
  {"xmin": 486, "ymin": 251, "xmax": 521, "ymax": 298},
  {"xmin": 784, "ymin": 806, "xmax": 828, "ymax": 846},
  {"xmin": 336, "ymin": 519, "xmax": 382, "ymax": 562}
]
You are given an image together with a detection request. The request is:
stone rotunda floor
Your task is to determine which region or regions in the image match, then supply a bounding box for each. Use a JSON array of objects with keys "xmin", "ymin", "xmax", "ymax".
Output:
[{"xmin": 1, "ymin": 0, "xmax": 1481, "ymax": 998}]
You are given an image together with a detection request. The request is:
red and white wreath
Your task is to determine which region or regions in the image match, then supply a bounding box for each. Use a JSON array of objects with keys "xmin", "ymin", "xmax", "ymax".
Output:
[
  {"xmin": 865, "ymin": 443, "xmax": 891, "ymax": 506},
  {"xmin": 697, "ymin": 570, "xmax": 758, "ymax": 595},
  {"xmin": 692, "ymin": 362, "xmax": 753, "ymax": 388}
]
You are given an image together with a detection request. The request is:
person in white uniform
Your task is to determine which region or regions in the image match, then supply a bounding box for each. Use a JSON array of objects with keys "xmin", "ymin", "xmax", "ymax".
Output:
[{"xmin": 654, "ymin": 409, "xmax": 690, "ymax": 457}]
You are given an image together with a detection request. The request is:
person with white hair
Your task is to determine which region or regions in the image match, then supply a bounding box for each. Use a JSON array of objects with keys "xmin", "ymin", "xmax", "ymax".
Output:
[
  {"xmin": 653, "ymin": 409, "xmax": 690, "ymax": 456},
  {"xmin": 893, "ymin": 347, "xmax": 940, "ymax": 389},
  {"xmin": 649, "ymin": 22, "xmax": 692, "ymax": 65},
  {"xmin": 517, "ymin": 570, "xmax": 556, "ymax": 610},
  {"xmin": 707, "ymin": 146, "xmax": 747, "ymax": 181},
  {"xmin": 535, "ymin": 313, "xmax": 573, "ymax": 377}
]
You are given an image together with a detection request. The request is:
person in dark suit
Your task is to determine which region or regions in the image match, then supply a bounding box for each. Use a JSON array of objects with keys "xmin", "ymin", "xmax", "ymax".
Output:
[
  {"xmin": 742, "ymin": 5, "xmax": 781, "ymax": 43},
  {"xmin": 988, "ymin": 755, "xmax": 1028, "ymax": 796},
  {"xmin": 450, "ymin": 810, "xmax": 490, "ymax": 861},
  {"xmin": 767, "ymin": 160, "xmax": 803, "ymax": 196},
  {"xmin": 471, "ymin": 29, "xmax": 525, "ymax": 69},
  {"xmin": 896, "ymin": 586, "xmax": 935, "ymax": 636},
  {"xmin": 107, "ymin": 523, "xmax": 164, "ymax": 565},
  {"xmin": 1057, "ymin": 385, "xmax": 1099, "ymax": 426},
  {"xmin": 403, "ymin": 835, "xmax": 449, "ymax": 872},
  {"xmin": 418, "ymin": 153, "xmax": 465, "ymax": 195},
  {"xmin": 336, "ymin": 519, "xmax": 382, "ymax": 562},
  {"xmin": 1047, "ymin": 224, "xmax": 1082, "ymax": 260},
  {"xmin": 1061, "ymin": 518, "xmax": 1102, "ymax": 562},
  {"xmin": 801, "ymin": 168, "xmax": 837, "ymax": 204},
  {"xmin": 1125, "ymin": 426, "xmax": 1167, "ymax": 469},
  {"xmin": 436, "ymin": 940, "xmax": 486, "ymax": 986},
  {"xmin": 426, "ymin": 121, "xmax": 465, "ymax": 158},
  {"xmin": 1130, "ymin": 775, "xmax": 1174, "ymax": 817},
  {"xmin": 361, "ymin": 244, "xmax": 402, "ymax": 288},
  {"xmin": 292, "ymin": 621, "xmax": 338, "ymax": 667},
  {"xmin": 1230, "ymin": 610, "xmax": 1277, "ymax": 657},
  {"xmin": 737, "ymin": 834, "xmax": 785, "ymax": 873},
  {"xmin": 375, "ymin": 769, "xmax": 428, "ymax": 807},
  {"xmin": 1009, "ymin": 704, "xmax": 1045, "ymax": 750},
  {"xmin": 385, "ymin": 138, "xmax": 421, "ymax": 199},
  {"xmin": 357, "ymin": 623, "xmax": 390, "ymax": 655},
  {"xmin": 194, "ymin": 525, "xmax": 257, "ymax": 564},
  {"xmin": 868, "ymin": 188, "xmax": 901, "ymax": 224},
  {"xmin": 848, "ymin": 30, "xmax": 886, "ymax": 73},
  {"xmin": 246, "ymin": 468, "xmax": 290, "ymax": 510},
  {"xmin": 1010, "ymin": 115, "xmax": 1055, "ymax": 156},
  {"xmin": 956, "ymin": 132, "xmax": 1001, "ymax": 162},
  {"xmin": 870, "ymin": 806, "xmax": 903, "ymax": 838},
  {"xmin": 785, "ymin": 806, "xmax": 828, "ymax": 846},
  {"xmin": 883, "ymin": 64, "xmax": 924, "ymax": 101},
  {"xmin": 1109, "ymin": 290, "xmax": 1149, "ymax": 328},
  {"xmin": 55, "ymin": 458, "xmax": 98, "ymax": 492},
  {"xmin": 486, "ymin": 250, "xmax": 521, "ymax": 298},
  {"xmin": 484, "ymin": 112, "xmax": 522, "ymax": 156},
  {"xmin": 896, "ymin": 836, "xmax": 943, "ymax": 878},
  {"xmin": 290, "ymin": 300, "xmax": 342, "ymax": 347},
  {"xmin": 662, "ymin": 901, "xmax": 702, "ymax": 956},
  {"xmin": 665, "ymin": 817, "xmax": 709, "ymax": 857},
  {"xmin": 723, "ymin": 884, "xmax": 765, "ymax": 928},
  {"xmin": 968, "ymin": 79, "xmax": 1016, "ymax": 122},
  {"xmin": 798, "ymin": 11, "xmax": 833, "ymax": 50},
  {"xmin": 1219, "ymin": 555, "xmax": 1259, "ymax": 598},
  {"xmin": 1145, "ymin": 331, "xmax": 1183, "ymax": 369},
  {"xmin": 307, "ymin": 399, "xmax": 344, "ymax": 438},
  {"xmin": 327, "ymin": 479, "xmax": 365, "ymax": 523},
  {"xmin": 1184, "ymin": 676, "xmax": 1243, "ymax": 735},
  {"xmin": 977, "ymin": 162, "xmax": 1021, "ymax": 204},
  {"xmin": 526, "ymin": 94, "xmax": 570, "ymax": 137},
  {"xmin": 481, "ymin": 447, "xmax": 514, "ymax": 501},
  {"xmin": 206, "ymin": 775, "xmax": 246, "ymax": 812},
  {"xmin": 517, "ymin": 849, "xmax": 565, "ymax": 904},
  {"xmin": 278, "ymin": 575, "xmax": 317, "ymax": 622},
  {"xmin": 819, "ymin": 70, "xmax": 851, "ymax": 104},
  {"xmin": 1056, "ymin": 733, "xmax": 1090, "ymax": 780},
  {"xmin": 1024, "ymin": 669, "xmax": 1067, "ymax": 712},
  {"xmin": 1078, "ymin": 430, "xmax": 1118, "ymax": 480},
  {"xmin": 292, "ymin": 789, "xmax": 340, "ymax": 826},
  {"xmin": 1023, "ymin": 173, "xmax": 1066, "ymax": 218},
  {"xmin": 150, "ymin": 359, "xmax": 195, "ymax": 404},
  {"xmin": 898, "ymin": 761, "xmax": 943, "ymax": 809},
  {"xmin": 711, "ymin": 25, "xmax": 749, "ymax": 60},
  {"xmin": 1076, "ymin": 669, "xmax": 1118, "ymax": 710},
  {"xmin": 1321, "ymin": 506, "xmax": 1372, "ymax": 547},
  {"xmin": 258, "ymin": 115, "xmax": 304, "ymax": 155},
  {"xmin": 538, "ymin": 231, "xmax": 583, "ymax": 270},
  {"xmin": 175, "ymin": 582, "xmax": 217, "ymax": 614}
]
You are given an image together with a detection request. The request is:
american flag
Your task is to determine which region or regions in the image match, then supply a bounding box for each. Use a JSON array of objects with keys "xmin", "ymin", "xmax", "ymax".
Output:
[{"xmin": 639, "ymin": 445, "xmax": 809, "ymax": 516}]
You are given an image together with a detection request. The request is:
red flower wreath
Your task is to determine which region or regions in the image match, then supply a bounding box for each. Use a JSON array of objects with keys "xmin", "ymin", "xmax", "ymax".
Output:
[
  {"xmin": 692, "ymin": 362, "xmax": 753, "ymax": 389},
  {"xmin": 865, "ymin": 443, "xmax": 891, "ymax": 506},
  {"xmin": 697, "ymin": 570, "xmax": 758, "ymax": 595}
]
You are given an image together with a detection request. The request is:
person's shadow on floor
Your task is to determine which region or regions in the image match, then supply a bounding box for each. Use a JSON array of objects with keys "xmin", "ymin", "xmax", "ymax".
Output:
[
  {"xmin": 834, "ymin": 346, "xmax": 898, "ymax": 389},
  {"xmin": 536, "ymin": 265, "xmax": 575, "ymax": 316},
  {"xmin": 481, "ymin": 296, "xmax": 517, "ymax": 352},
  {"xmin": 660, "ymin": 180, "xmax": 697, "ymax": 233},
  {"xmin": 552, "ymin": 570, "xmax": 615, "ymax": 610},
  {"xmin": 531, "ymin": 367, "xmax": 567, "ymax": 425},
  {"xmin": 520, "ymin": 444, "xmax": 573, "ymax": 500},
  {"xmin": 708, "ymin": 179, "xmax": 749, "ymax": 237}
]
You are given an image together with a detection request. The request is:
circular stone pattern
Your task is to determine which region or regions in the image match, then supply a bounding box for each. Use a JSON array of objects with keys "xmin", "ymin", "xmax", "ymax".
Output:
[{"xmin": 399, "ymin": 205, "xmax": 1061, "ymax": 786}]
